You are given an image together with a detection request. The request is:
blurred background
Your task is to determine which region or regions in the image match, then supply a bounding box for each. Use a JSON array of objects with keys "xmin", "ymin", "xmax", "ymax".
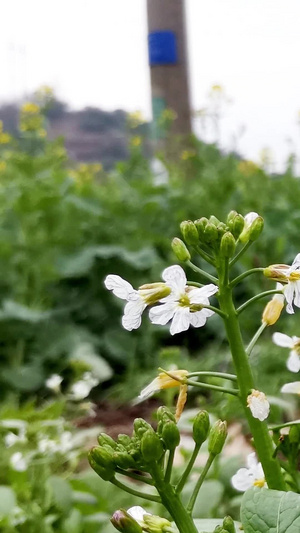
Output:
[{"xmin": 0, "ymin": 1, "xmax": 300, "ymax": 531}]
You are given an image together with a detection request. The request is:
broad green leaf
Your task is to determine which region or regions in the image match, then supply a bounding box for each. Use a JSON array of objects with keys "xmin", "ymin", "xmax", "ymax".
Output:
[
  {"xmin": 194, "ymin": 518, "xmax": 241, "ymax": 532},
  {"xmin": 241, "ymin": 487, "xmax": 300, "ymax": 532},
  {"xmin": 0, "ymin": 486, "xmax": 17, "ymax": 516},
  {"xmin": 47, "ymin": 476, "xmax": 72, "ymax": 514}
]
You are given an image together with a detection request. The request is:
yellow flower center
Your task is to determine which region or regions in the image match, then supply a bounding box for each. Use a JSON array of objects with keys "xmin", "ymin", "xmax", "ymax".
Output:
[
  {"xmin": 288, "ymin": 272, "xmax": 300, "ymax": 281},
  {"xmin": 179, "ymin": 294, "xmax": 191, "ymax": 307},
  {"xmin": 253, "ymin": 479, "xmax": 265, "ymax": 488}
]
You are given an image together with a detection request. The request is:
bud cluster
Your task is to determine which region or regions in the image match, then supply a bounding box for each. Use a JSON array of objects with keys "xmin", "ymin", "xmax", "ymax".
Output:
[
  {"xmin": 213, "ymin": 515, "xmax": 236, "ymax": 533},
  {"xmin": 172, "ymin": 211, "xmax": 264, "ymax": 263}
]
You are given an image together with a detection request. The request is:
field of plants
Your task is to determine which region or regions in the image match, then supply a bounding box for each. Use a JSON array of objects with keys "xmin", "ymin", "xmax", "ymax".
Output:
[{"xmin": 1, "ymin": 97, "xmax": 300, "ymax": 532}]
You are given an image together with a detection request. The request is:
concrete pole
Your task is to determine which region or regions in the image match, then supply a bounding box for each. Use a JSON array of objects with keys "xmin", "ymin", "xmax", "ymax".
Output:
[{"xmin": 147, "ymin": 0, "xmax": 192, "ymax": 142}]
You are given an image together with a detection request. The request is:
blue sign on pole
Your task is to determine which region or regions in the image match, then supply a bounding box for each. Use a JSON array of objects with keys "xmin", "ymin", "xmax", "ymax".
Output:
[{"xmin": 148, "ymin": 31, "xmax": 177, "ymax": 66}]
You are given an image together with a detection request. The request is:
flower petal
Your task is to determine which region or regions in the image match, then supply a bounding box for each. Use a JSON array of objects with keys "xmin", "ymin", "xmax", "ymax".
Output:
[
  {"xmin": 188, "ymin": 284, "xmax": 218, "ymax": 303},
  {"xmin": 170, "ymin": 307, "xmax": 190, "ymax": 335},
  {"xmin": 124, "ymin": 299, "xmax": 146, "ymax": 317},
  {"xmin": 283, "ymin": 283, "xmax": 295, "ymax": 314},
  {"xmin": 231, "ymin": 468, "xmax": 254, "ymax": 492},
  {"xmin": 281, "ymin": 381, "xmax": 300, "ymax": 394},
  {"xmin": 104, "ymin": 275, "xmax": 135, "ymax": 300},
  {"xmin": 127, "ymin": 506, "xmax": 150, "ymax": 521},
  {"xmin": 189, "ymin": 310, "xmax": 207, "ymax": 328},
  {"xmin": 272, "ymin": 332, "xmax": 293, "ymax": 348},
  {"xmin": 291, "ymin": 253, "xmax": 300, "ymax": 270},
  {"xmin": 162, "ymin": 265, "xmax": 187, "ymax": 294},
  {"xmin": 287, "ymin": 351, "xmax": 300, "ymax": 373},
  {"xmin": 149, "ymin": 302, "xmax": 176, "ymax": 325},
  {"xmin": 247, "ymin": 390, "xmax": 270, "ymax": 421},
  {"xmin": 122, "ymin": 313, "xmax": 142, "ymax": 331}
]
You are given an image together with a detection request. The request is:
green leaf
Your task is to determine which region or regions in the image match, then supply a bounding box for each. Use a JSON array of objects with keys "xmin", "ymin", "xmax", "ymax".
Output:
[
  {"xmin": 241, "ymin": 487, "xmax": 300, "ymax": 532},
  {"xmin": 61, "ymin": 508, "xmax": 83, "ymax": 533},
  {"xmin": 3, "ymin": 364, "xmax": 44, "ymax": 391},
  {"xmin": 193, "ymin": 519, "xmax": 240, "ymax": 532},
  {"xmin": 182, "ymin": 480, "xmax": 223, "ymax": 518},
  {"xmin": 0, "ymin": 300, "xmax": 51, "ymax": 322},
  {"xmin": 47, "ymin": 476, "xmax": 72, "ymax": 515},
  {"xmin": 70, "ymin": 341, "xmax": 112, "ymax": 382},
  {"xmin": 0, "ymin": 486, "xmax": 17, "ymax": 516}
]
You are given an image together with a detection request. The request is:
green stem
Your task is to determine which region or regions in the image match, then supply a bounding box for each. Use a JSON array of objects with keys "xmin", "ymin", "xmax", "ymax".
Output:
[
  {"xmin": 200, "ymin": 304, "xmax": 227, "ymax": 319},
  {"xmin": 229, "ymin": 241, "xmax": 252, "ymax": 267},
  {"xmin": 237, "ymin": 289, "xmax": 282, "ymax": 315},
  {"xmin": 246, "ymin": 322, "xmax": 267, "ymax": 355},
  {"xmin": 270, "ymin": 420, "xmax": 300, "ymax": 431},
  {"xmin": 150, "ymin": 463, "xmax": 198, "ymax": 533},
  {"xmin": 112, "ymin": 478, "xmax": 161, "ymax": 503},
  {"xmin": 186, "ymin": 260, "xmax": 218, "ymax": 284},
  {"xmin": 115, "ymin": 467, "xmax": 154, "ymax": 485},
  {"xmin": 186, "ymin": 378, "xmax": 239, "ymax": 396},
  {"xmin": 188, "ymin": 371, "xmax": 237, "ymax": 381},
  {"xmin": 186, "ymin": 453, "xmax": 215, "ymax": 515},
  {"xmin": 193, "ymin": 245, "xmax": 215, "ymax": 266},
  {"xmin": 217, "ymin": 286, "xmax": 286, "ymax": 490},
  {"xmin": 187, "ymin": 281, "xmax": 205, "ymax": 288},
  {"xmin": 164, "ymin": 449, "xmax": 175, "ymax": 483},
  {"xmin": 230, "ymin": 268, "xmax": 265, "ymax": 288},
  {"xmin": 176, "ymin": 443, "xmax": 201, "ymax": 493}
]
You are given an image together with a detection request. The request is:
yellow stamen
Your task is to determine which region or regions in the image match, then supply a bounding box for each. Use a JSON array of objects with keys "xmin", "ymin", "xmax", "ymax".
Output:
[
  {"xmin": 175, "ymin": 384, "xmax": 188, "ymax": 421},
  {"xmin": 253, "ymin": 479, "xmax": 265, "ymax": 488}
]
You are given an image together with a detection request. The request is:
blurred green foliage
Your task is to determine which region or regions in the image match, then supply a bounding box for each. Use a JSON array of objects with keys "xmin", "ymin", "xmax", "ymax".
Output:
[{"xmin": 0, "ymin": 103, "xmax": 299, "ymax": 401}]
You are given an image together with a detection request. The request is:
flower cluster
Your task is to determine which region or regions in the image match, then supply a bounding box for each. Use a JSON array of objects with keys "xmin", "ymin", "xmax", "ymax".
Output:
[{"xmin": 105, "ymin": 265, "xmax": 218, "ymax": 335}]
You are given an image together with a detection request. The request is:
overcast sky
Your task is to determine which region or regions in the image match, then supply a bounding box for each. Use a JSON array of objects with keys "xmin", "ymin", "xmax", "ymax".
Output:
[{"xmin": 1, "ymin": 0, "xmax": 300, "ymax": 170}]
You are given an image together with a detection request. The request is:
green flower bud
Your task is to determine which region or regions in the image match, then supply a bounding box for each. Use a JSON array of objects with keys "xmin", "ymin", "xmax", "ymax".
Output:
[
  {"xmin": 289, "ymin": 425, "xmax": 300, "ymax": 444},
  {"xmin": 208, "ymin": 420, "xmax": 227, "ymax": 456},
  {"xmin": 249, "ymin": 216, "xmax": 264, "ymax": 241},
  {"xmin": 133, "ymin": 418, "xmax": 153, "ymax": 439},
  {"xmin": 209, "ymin": 215, "xmax": 221, "ymax": 226},
  {"xmin": 193, "ymin": 410, "xmax": 210, "ymax": 445},
  {"xmin": 172, "ymin": 238, "xmax": 191, "ymax": 262},
  {"xmin": 204, "ymin": 222, "xmax": 219, "ymax": 243},
  {"xmin": 98, "ymin": 433, "xmax": 117, "ymax": 449},
  {"xmin": 143, "ymin": 514, "xmax": 173, "ymax": 533},
  {"xmin": 156, "ymin": 406, "xmax": 176, "ymax": 423},
  {"xmin": 161, "ymin": 421, "xmax": 180, "ymax": 450},
  {"xmin": 222, "ymin": 516, "xmax": 236, "ymax": 533},
  {"xmin": 226, "ymin": 210, "xmax": 238, "ymax": 223},
  {"xmin": 113, "ymin": 451, "xmax": 136, "ymax": 469},
  {"xmin": 90, "ymin": 446, "xmax": 115, "ymax": 470},
  {"xmin": 117, "ymin": 434, "xmax": 132, "ymax": 448},
  {"xmin": 213, "ymin": 527, "xmax": 224, "ymax": 533},
  {"xmin": 220, "ymin": 232, "xmax": 236, "ymax": 258},
  {"xmin": 194, "ymin": 217, "xmax": 209, "ymax": 238},
  {"xmin": 230, "ymin": 214, "xmax": 244, "ymax": 239},
  {"xmin": 88, "ymin": 451, "xmax": 115, "ymax": 481},
  {"xmin": 180, "ymin": 220, "xmax": 199, "ymax": 245},
  {"xmin": 111, "ymin": 509, "xmax": 143, "ymax": 533},
  {"xmin": 141, "ymin": 430, "xmax": 164, "ymax": 462}
]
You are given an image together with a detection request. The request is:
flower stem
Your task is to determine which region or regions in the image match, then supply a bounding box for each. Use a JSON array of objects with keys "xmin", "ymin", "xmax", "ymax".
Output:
[
  {"xmin": 186, "ymin": 260, "xmax": 218, "ymax": 284},
  {"xmin": 193, "ymin": 245, "xmax": 215, "ymax": 266},
  {"xmin": 164, "ymin": 449, "xmax": 175, "ymax": 483},
  {"xmin": 217, "ymin": 286, "xmax": 286, "ymax": 490},
  {"xmin": 200, "ymin": 304, "xmax": 227, "ymax": 318},
  {"xmin": 176, "ymin": 443, "xmax": 201, "ymax": 493},
  {"xmin": 237, "ymin": 289, "xmax": 282, "ymax": 315},
  {"xmin": 111, "ymin": 478, "xmax": 161, "ymax": 503},
  {"xmin": 230, "ymin": 268, "xmax": 265, "ymax": 288},
  {"xmin": 229, "ymin": 241, "xmax": 252, "ymax": 267},
  {"xmin": 246, "ymin": 322, "xmax": 267, "ymax": 355},
  {"xmin": 186, "ymin": 378, "xmax": 239, "ymax": 396},
  {"xmin": 187, "ymin": 371, "xmax": 237, "ymax": 381},
  {"xmin": 115, "ymin": 467, "xmax": 154, "ymax": 485},
  {"xmin": 186, "ymin": 453, "xmax": 215, "ymax": 515}
]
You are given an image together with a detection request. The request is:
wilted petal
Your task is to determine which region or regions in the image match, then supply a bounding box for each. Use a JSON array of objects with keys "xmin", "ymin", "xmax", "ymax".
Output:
[
  {"xmin": 281, "ymin": 381, "xmax": 300, "ymax": 394},
  {"xmin": 247, "ymin": 390, "xmax": 270, "ymax": 421},
  {"xmin": 104, "ymin": 275, "xmax": 135, "ymax": 300},
  {"xmin": 272, "ymin": 332, "xmax": 294, "ymax": 348}
]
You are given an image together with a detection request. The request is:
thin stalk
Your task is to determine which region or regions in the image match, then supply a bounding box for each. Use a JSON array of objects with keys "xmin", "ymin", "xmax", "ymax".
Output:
[
  {"xmin": 115, "ymin": 467, "xmax": 154, "ymax": 485},
  {"xmin": 188, "ymin": 371, "xmax": 237, "ymax": 382},
  {"xmin": 186, "ymin": 453, "xmax": 215, "ymax": 514},
  {"xmin": 150, "ymin": 463, "xmax": 198, "ymax": 533},
  {"xmin": 217, "ymin": 286, "xmax": 286, "ymax": 490},
  {"xmin": 112, "ymin": 478, "xmax": 161, "ymax": 503},
  {"xmin": 187, "ymin": 281, "xmax": 205, "ymax": 288},
  {"xmin": 164, "ymin": 449, "xmax": 175, "ymax": 483},
  {"xmin": 246, "ymin": 322, "xmax": 267, "ymax": 355},
  {"xmin": 193, "ymin": 245, "xmax": 215, "ymax": 266},
  {"xmin": 176, "ymin": 443, "xmax": 201, "ymax": 493},
  {"xmin": 201, "ymin": 304, "xmax": 227, "ymax": 319},
  {"xmin": 230, "ymin": 268, "xmax": 265, "ymax": 288},
  {"xmin": 270, "ymin": 420, "xmax": 300, "ymax": 431},
  {"xmin": 237, "ymin": 289, "xmax": 282, "ymax": 315},
  {"xmin": 186, "ymin": 260, "xmax": 218, "ymax": 284},
  {"xmin": 186, "ymin": 378, "xmax": 239, "ymax": 396},
  {"xmin": 229, "ymin": 241, "xmax": 252, "ymax": 267}
]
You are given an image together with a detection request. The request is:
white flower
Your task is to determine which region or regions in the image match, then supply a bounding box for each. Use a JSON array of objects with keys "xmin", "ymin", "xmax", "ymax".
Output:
[
  {"xmin": 231, "ymin": 452, "xmax": 266, "ymax": 491},
  {"xmin": 69, "ymin": 372, "xmax": 99, "ymax": 400},
  {"xmin": 149, "ymin": 265, "xmax": 218, "ymax": 335},
  {"xmin": 282, "ymin": 254, "xmax": 300, "ymax": 314},
  {"xmin": 247, "ymin": 389, "xmax": 270, "ymax": 421},
  {"xmin": 281, "ymin": 381, "xmax": 300, "ymax": 394},
  {"xmin": 239, "ymin": 212, "xmax": 259, "ymax": 242},
  {"xmin": 5, "ymin": 431, "xmax": 25, "ymax": 448},
  {"xmin": 38, "ymin": 438, "xmax": 58, "ymax": 454},
  {"xmin": 127, "ymin": 506, "xmax": 151, "ymax": 522},
  {"xmin": 10, "ymin": 452, "xmax": 27, "ymax": 472},
  {"xmin": 272, "ymin": 332, "xmax": 300, "ymax": 373},
  {"xmin": 104, "ymin": 275, "xmax": 171, "ymax": 331},
  {"xmin": 46, "ymin": 374, "xmax": 63, "ymax": 393}
]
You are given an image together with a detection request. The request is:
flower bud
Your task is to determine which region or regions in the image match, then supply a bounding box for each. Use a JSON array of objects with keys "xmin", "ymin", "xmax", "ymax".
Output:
[
  {"xmin": 239, "ymin": 212, "xmax": 263, "ymax": 243},
  {"xmin": 111, "ymin": 510, "xmax": 143, "ymax": 533},
  {"xmin": 226, "ymin": 210, "xmax": 238, "ymax": 223},
  {"xmin": 117, "ymin": 434, "xmax": 132, "ymax": 448},
  {"xmin": 133, "ymin": 418, "xmax": 153, "ymax": 439},
  {"xmin": 194, "ymin": 217, "xmax": 209, "ymax": 238},
  {"xmin": 262, "ymin": 291, "xmax": 284, "ymax": 326},
  {"xmin": 171, "ymin": 238, "xmax": 191, "ymax": 262},
  {"xmin": 222, "ymin": 516, "xmax": 236, "ymax": 533},
  {"xmin": 161, "ymin": 421, "xmax": 180, "ymax": 450},
  {"xmin": 141, "ymin": 430, "xmax": 164, "ymax": 462},
  {"xmin": 249, "ymin": 216, "xmax": 264, "ymax": 241},
  {"xmin": 88, "ymin": 451, "xmax": 115, "ymax": 481},
  {"xmin": 208, "ymin": 420, "xmax": 227, "ymax": 456},
  {"xmin": 98, "ymin": 433, "xmax": 117, "ymax": 449},
  {"xmin": 157, "ymin": 406, "xmax": 176, "ymax": 423},
  {"xmin": 263, "ymin": 264, "xmax": 289, "ymax": 282},
  {"xmin": 230, "ymin": 214, "xmax": 244, "ymax": 239},
  {"xmin": 220, "ymin": 232, "xmax": 236, "ymax": 258},
  {"xmin": 209, "ymin": 215, "xmax": 221, "ymax": 226},
  {"xmin": 193, "ymin": 410, "xmax": 210, "ymax": 445},
  {"xmin": 113, "ymin": 451, "xmax": 136, "ymax": 469},
  {"xmin": 204, "ymin": 222, "xmax": 219, "ymax": 244},
  {"xmin": 143, "ymin": 514, "xmax": 172, "ymax": 533},
  {"xmin": 180, "ymin": 220, "xmax": 199, "ymax": 245},
  {"xmin": 90, "ymin": 446, "xmax": 115, "ymax": 470}
]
